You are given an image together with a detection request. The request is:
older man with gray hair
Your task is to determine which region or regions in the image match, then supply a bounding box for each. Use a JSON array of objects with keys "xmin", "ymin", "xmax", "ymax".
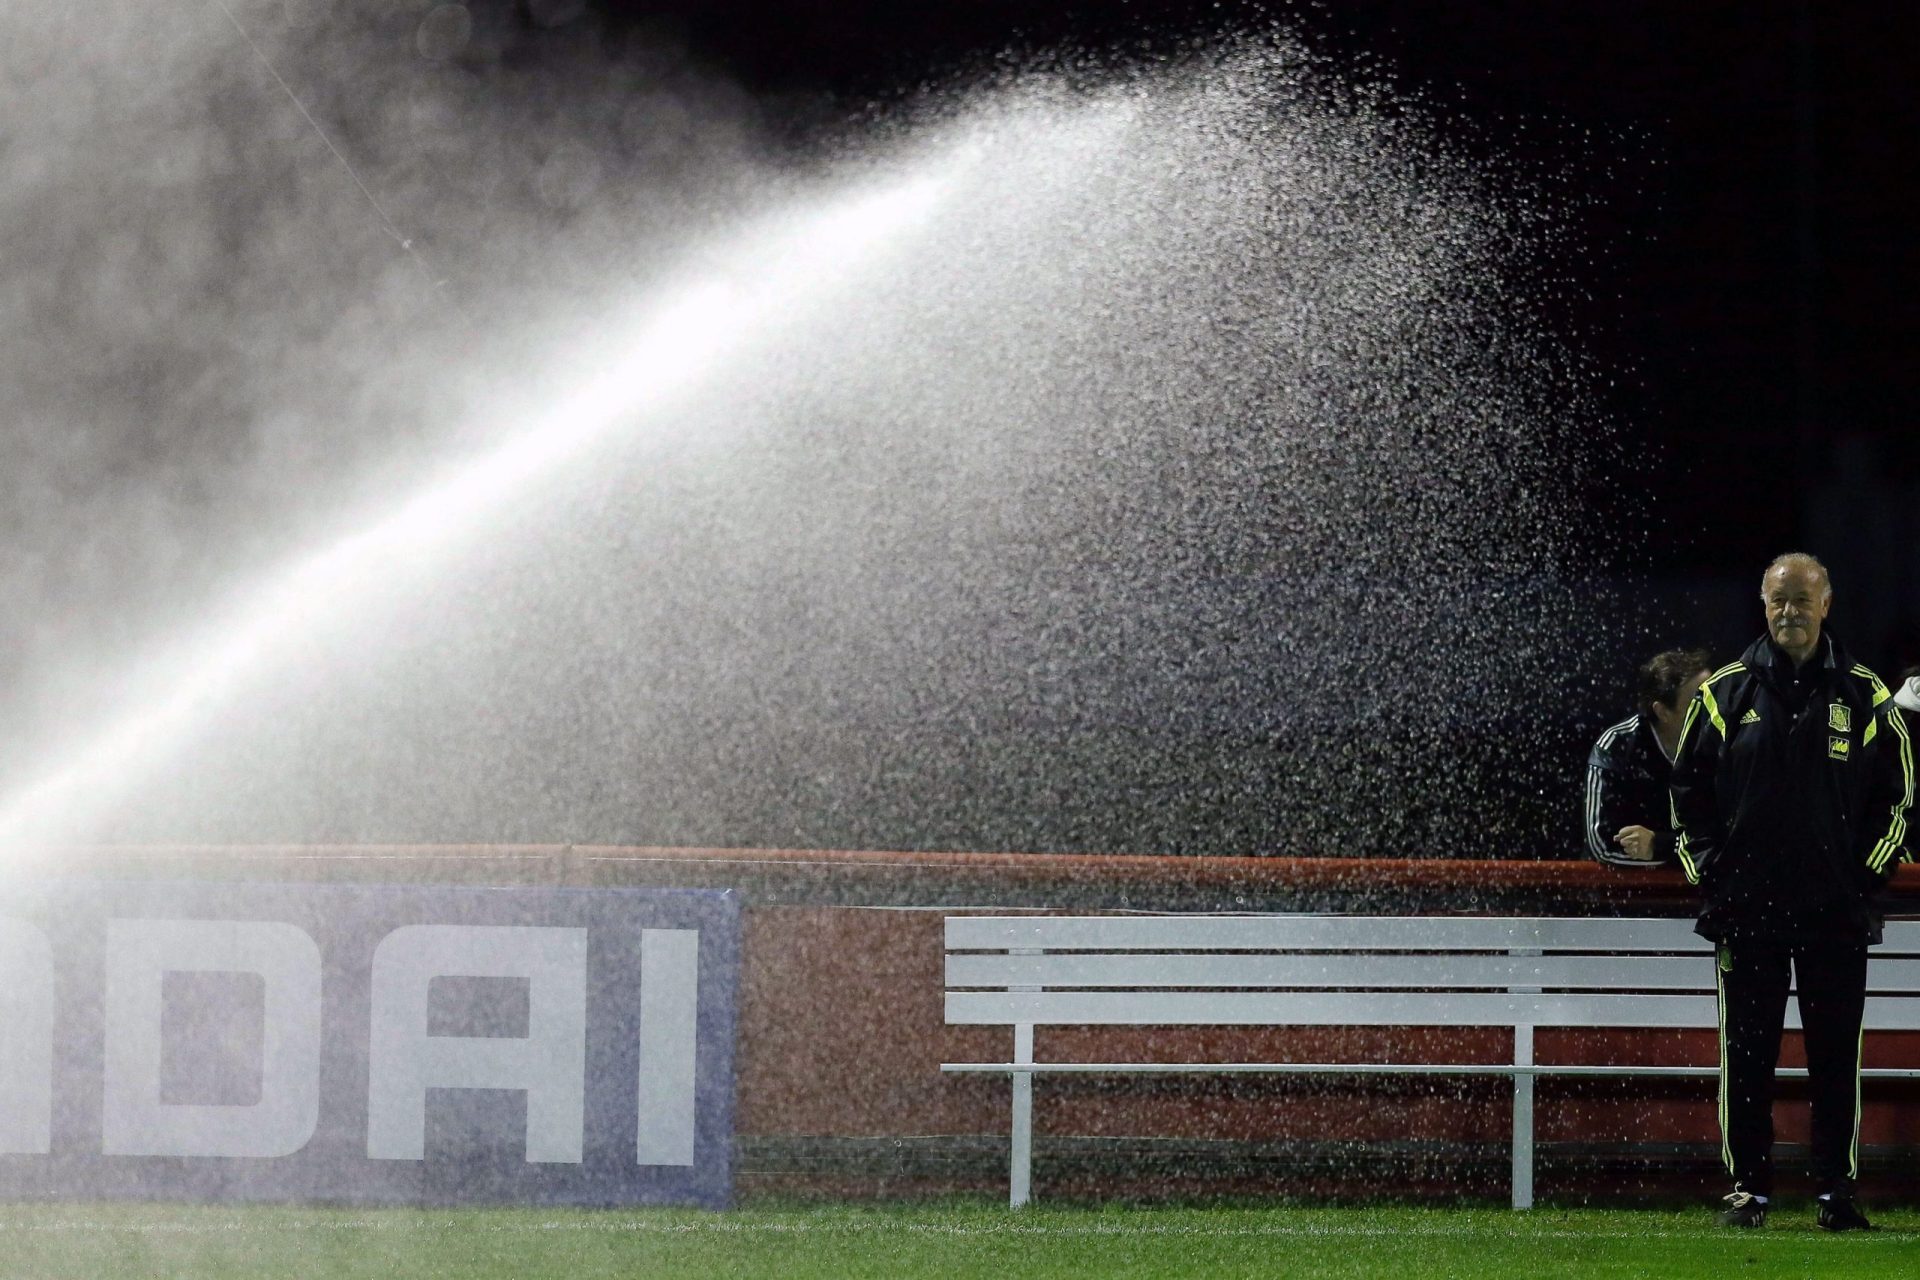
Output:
[{"xmin": 1669, "ymin": 552, "xmax": 1913, "ymax": 1231}]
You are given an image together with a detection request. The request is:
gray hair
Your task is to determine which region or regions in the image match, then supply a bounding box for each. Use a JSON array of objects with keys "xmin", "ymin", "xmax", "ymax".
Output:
[{"xmin": 1761, "ymin": 551, "xmax": 1832, "ymax": 602}]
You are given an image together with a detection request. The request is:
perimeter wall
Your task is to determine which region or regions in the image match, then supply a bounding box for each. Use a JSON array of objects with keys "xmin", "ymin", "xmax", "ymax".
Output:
[{"xmin": 34, "ymin": 846, "xmax": 1920, "ymax": 1203}]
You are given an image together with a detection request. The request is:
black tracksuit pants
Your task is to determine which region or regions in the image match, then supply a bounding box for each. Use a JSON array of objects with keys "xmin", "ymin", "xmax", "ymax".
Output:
[{"xmin": 1716, "ymin": 935, "xmax": 1868, "ymax": 1197}]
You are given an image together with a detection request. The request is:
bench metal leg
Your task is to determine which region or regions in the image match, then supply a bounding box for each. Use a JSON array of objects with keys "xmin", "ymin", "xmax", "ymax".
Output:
[
  {"xmin": 1512, "ymin": 1075, "xmax": 1535, "ymax": 1209},
  {"xmin": 1011, "ymin": 1023, "xmax": 1034, "ymax": 1207},
  {"xmin": 1512, "ymin": 1025, "xmax": 1535, "ymax": 1210},
  {"xmin": 1011, "ymin": 1069, "xmax": 1032, "ymax": 1208}
]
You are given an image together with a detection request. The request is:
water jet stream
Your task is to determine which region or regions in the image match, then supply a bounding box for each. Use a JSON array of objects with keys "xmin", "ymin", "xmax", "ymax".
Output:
[{"xmin": 0, "ymin": 120, "xmax": 1054, "ymax": 857}]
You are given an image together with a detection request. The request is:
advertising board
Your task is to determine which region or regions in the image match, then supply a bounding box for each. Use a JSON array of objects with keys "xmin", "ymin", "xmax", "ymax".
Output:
[{"xmin": 0, "ymin": 882, "xmax": 737, "ymax": 1207}]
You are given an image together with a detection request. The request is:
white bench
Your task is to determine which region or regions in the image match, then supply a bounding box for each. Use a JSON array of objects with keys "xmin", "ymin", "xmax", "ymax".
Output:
[{"xmin": 942, "ymin": 915, "xmax": 1920, "ymax": 1208}]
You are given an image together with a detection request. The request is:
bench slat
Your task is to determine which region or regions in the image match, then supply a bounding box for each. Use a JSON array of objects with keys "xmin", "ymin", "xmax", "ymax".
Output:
[
  {"xmin": 946, "ymin": 989, "xmax": 1723, "ymax": 1028},
  {"xmin": 947, "ymin": 953, "xmax": 1719, "ymax": 991},
  {"xmin": 946, "ymin": 916, "xmax": 1920, "ymax": 954},
  {"xmin": 945, "ymin": 916, "xmax": 1711, "ymax": 953},
  {"xmin": 1887, "ymin": 921, "xmax": 1920, "ymax": 949},
  {"xmin": 945, "ymin": 990, "xmax": 1920, "ymax": 1030},
  {"xmin": 1855, "ymin": 958, "xmax": 1920, "ymax": 991}
]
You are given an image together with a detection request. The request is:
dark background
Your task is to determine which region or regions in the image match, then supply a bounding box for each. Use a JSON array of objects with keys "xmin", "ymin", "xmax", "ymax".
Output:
[{"xmin": 572, "ymin": 0, "xmax": 1920, "ymax": 674}]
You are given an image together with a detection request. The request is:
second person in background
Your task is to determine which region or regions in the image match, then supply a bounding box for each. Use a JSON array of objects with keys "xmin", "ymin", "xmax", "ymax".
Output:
[{"xmin": 1585, "ymin": 648, "xmax": 1713, "ymax": 866}]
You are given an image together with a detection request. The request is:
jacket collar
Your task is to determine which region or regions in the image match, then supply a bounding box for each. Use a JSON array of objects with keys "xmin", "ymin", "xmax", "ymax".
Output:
[
  {"xmin": 1637, "ymin": 711, "xmax": 1677, "ymax": 765},
  {"xmin": 1740, "ymin": 630, "xmax": 1843, "ymax": 681}
]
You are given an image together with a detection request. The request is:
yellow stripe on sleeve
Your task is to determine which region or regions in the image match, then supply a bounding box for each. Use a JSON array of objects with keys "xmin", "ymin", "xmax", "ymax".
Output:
[{"xmin": 1698, "ymin": 682, "xmax": 1727, "ymax": 738}]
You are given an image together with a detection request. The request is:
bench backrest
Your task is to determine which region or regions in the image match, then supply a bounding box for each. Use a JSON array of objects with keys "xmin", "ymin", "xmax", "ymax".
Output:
[{"xmin": 945, "ymin": 916, "xmax": 1920, "ymax": 1032}]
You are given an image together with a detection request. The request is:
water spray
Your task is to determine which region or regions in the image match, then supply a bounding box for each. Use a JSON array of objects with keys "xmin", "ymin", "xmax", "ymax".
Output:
[
  {"xmin": 0, "ymin": 139, "xmax": 985, "ymax": 856},
  {"xmin": 0, "ymin": 35, "xmax": 1611, "ymax": 860}
]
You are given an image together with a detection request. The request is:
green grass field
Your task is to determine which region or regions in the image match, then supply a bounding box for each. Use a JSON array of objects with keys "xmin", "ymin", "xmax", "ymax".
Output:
[{"xmin": 0, "ymin": 1200, "xmax": 1914, "ymax": 1279}]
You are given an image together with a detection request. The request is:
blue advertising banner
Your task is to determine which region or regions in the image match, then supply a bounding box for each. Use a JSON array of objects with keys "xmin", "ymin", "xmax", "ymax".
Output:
[{"xmin": 0, "ymin": 882, "xmax": 737, "ymax": 1207}]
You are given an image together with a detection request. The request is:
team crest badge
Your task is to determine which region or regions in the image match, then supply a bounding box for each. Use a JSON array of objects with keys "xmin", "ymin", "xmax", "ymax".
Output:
[{"xmin": 1828, "ymin": 703, "xmax": 1851, "ymax": 733}]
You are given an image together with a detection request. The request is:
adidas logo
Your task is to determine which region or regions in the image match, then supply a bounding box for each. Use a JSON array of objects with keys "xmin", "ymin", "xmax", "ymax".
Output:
[{"xmin": 1740, "ymin": 709, "xmax": 1761, "ymax": 725}]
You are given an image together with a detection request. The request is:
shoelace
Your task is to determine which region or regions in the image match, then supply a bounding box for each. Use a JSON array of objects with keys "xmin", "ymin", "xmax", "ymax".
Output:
[{"xmin": 1723, "ymin": 1191, "xmax": 1757, "ymax": 1208}]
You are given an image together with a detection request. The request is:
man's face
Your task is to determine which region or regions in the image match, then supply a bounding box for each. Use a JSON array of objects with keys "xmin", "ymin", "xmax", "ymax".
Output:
[{"xmin": 1761, "ymin": 564, "xmax": 1831, "ymax": 656}]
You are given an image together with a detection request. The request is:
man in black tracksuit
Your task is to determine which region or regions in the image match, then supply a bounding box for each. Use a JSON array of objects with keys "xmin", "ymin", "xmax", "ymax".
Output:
[{"xmin": 1669, "ymin": 553, "xmax": 1913, "ymax": 1230}]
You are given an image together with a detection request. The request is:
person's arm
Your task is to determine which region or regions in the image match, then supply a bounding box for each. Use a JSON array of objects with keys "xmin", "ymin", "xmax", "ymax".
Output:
[
  {"xmin": 1861, "ymin": 696, "xmax": 1915, "ymax": 885},
  {"xmin": 1585, "ymin": 752, "xmax": 1660, "ymax": 866},
  {"xmin": 1584, "ymin": 723, "xmax": 1647, "ymax": 865},
  {"xmin": 1584, "ymin": 751, "xmax": 1641, "ymax": 865},
  {"xmin": 1668, "ymin": 682, "xmax": 1729, "ymax": 887}
]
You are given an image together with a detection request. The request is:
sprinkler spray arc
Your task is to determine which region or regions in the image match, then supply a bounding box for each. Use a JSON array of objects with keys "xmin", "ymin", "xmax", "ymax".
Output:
[
  {"xmin": 0, "ymin": 118, "xmax": 1058, "ymax": 856},
  {"xmin": 0, "ymin": 41, "xmax": 1613, "ymax": 859}
]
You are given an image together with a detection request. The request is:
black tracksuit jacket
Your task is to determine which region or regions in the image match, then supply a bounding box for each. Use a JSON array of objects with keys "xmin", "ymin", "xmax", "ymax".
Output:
[
  {"xmin": 1668, "ymin": 633, "xmax": 1914, "ymax": 943},
  {"xmin": 1584, "ymin": 713, "xmax": 1678, "ymax": 867}
]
